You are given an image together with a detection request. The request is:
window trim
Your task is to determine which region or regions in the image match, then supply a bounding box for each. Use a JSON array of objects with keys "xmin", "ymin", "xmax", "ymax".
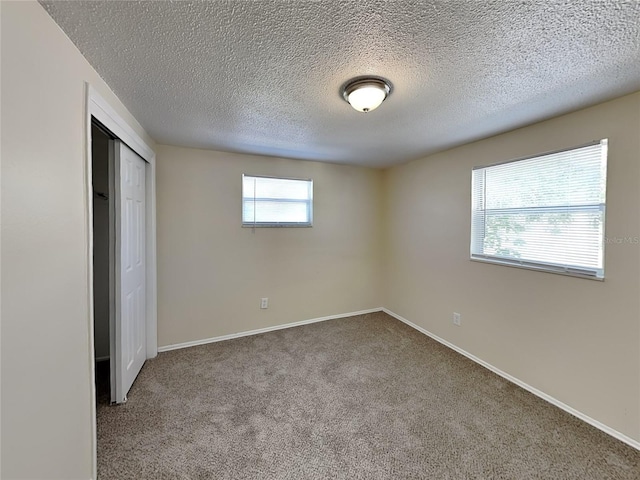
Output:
[
  {"xmin": 242, "ymin": 174, "xmax": 313, "ymax": 228},
  {"xmin": 470, "ymin": 256, "xmax": 605, "ymax": 281},
  {"xmin": 470, "ymin": 139, "xmax": 607, "ymax": 280}
]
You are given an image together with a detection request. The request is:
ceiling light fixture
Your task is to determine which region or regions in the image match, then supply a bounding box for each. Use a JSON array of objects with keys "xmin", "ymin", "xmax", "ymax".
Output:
[{"xmin": 342, "ymin": 77, "xmax": 392, "ymax": 113}]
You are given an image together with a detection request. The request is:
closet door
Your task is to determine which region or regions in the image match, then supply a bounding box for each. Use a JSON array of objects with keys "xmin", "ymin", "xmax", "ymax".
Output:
[{"xmin": 112, "ymin": 140, "xmax": 147, "ymax": 404}]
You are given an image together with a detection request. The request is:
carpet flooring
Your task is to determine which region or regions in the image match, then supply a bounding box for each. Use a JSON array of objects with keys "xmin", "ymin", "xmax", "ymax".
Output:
[{"xmin": 97, "ymin": 312, "xmax": 640, "ymax": 479}]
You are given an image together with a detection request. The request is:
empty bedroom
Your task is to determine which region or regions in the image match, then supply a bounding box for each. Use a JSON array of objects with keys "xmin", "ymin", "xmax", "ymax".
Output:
[{"xmin": 1, "ymin": 1, "xmax": 640, "ymax": 479}]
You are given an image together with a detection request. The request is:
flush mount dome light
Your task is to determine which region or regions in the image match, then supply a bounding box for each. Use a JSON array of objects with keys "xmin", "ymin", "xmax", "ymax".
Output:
[{"xmin": 342, "ymin": 77, "xmax": 391, "ymax": 113}]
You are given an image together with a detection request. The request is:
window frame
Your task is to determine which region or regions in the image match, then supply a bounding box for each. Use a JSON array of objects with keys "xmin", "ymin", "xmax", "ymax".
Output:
[
  {"xmin": 470, "ymin": 140, "xmax": 608, "ymax": 280},
  {"xmin": 242, "ymin": 174, "xmax": 313, "ymax": 228}
]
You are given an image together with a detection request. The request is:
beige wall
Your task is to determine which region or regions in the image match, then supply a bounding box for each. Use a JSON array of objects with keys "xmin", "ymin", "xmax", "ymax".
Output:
[
  {"xmin": 384, "ymin": 92, "xmax": 640, "ymax": 442},
  {"xmin": 156, "ymin": 145, "xmax": 384, "ymax": 347},
  {"xmin": 2, "ymin": 2, "xmax": 639, "ymax": 478},
  {"xmin": 1, "ymin": 2, "xmax": 155, "ymax": 478}
]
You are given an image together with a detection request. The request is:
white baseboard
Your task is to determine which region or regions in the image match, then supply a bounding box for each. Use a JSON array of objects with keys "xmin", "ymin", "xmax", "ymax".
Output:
[
  {"xmin": 382, "ymin": 308, "xmax": 640, "ymax": 451},
  {"xmin": 158, "ymin": 308, "xmax": 384, "ymax": 353}
]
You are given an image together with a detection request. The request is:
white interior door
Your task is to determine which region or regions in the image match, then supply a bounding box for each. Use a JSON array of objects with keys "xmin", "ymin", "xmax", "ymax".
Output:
[{"xmin": 112, "ymin": 140, "xmax": 147, "ymax": 404}]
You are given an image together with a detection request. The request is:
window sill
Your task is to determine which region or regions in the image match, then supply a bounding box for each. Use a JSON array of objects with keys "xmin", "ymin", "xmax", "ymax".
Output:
[
  {"xmin": 242, "ymin": 224, "xmax": 313, "ymax": 228},
  {"xmin": 470, "ymin": 256, "xmax": 604, "ymax": 281}
]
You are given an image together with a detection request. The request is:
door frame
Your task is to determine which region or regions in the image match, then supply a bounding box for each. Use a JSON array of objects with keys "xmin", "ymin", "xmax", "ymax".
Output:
[{"xmin": 85, "ymin": 83, "xmax": 157, "ymax": 479}]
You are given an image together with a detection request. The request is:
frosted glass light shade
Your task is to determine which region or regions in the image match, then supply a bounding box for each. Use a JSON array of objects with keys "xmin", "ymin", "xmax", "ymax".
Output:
[
  {"xmin": 347, "ymin": 86, "xmax": 386, "ymax": 112},
  {"xmin": 342, "ymin": 78, "xmax": 391, "ymax": 113}
]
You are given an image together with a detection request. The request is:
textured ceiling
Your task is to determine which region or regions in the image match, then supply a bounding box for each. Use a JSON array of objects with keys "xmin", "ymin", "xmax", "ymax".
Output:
[{"xmin": 41, "ymin": 0, "xmax": 640, "ymax": 167}]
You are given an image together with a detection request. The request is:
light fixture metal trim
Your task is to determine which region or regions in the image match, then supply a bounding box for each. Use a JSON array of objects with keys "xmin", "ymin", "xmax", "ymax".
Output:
[{"xmin": 341, "ymin": 76, "xmax": 392, "ymax": 113}]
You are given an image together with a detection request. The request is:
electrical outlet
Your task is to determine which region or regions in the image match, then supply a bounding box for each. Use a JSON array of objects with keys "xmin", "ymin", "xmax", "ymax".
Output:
[
  {"xmin": 260, "ymin": 298, "xmax": 268, "ymax": 309},
  {"xmin": 453, "ymin": 312, "xmax": 461, "ymax": 326}
]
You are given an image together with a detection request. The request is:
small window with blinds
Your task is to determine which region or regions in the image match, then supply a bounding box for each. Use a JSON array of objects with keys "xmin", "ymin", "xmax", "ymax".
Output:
[
  {"xmin": 242, "ymin": 175, "xmax": 313, "ymax": 227},
  {"xmin": 471, "ymin": 140, "xmax": 608, "ymax": 279}
]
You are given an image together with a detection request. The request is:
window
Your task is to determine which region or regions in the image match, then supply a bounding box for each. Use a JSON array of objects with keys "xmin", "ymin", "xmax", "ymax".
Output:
[
  {"xmin": 242, "ymin": 175, "xmax": 313, "ymax": 227},
  {"xmin": 471, "ymin": 140, "xmax": 608, "ymax": 279}
]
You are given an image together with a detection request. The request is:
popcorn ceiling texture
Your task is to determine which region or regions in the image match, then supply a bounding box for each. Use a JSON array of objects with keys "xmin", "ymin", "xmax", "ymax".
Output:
[{"xmin": 41, "ymin": 0, "xmax": 640, "ymax": 167}]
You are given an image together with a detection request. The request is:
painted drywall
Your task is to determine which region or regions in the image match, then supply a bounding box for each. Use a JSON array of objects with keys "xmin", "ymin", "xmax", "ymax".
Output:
[
  {"xmin": 92, "ymin": 125, "xmax": 110, "ymax": 360},
  {"xmin": 2, "ymin": 4, "xmax": 639, "ymax": 480},
  {"xmin": 383, "ymin": 92, "xmax": 640, "ymax": 442},
  {"xmin": 156, "ymin": 145, "xmax": 384, "ymax": 347},
  {"xmin": 0, "ymin": 2, "xmax": 155, "ymax": 478}
]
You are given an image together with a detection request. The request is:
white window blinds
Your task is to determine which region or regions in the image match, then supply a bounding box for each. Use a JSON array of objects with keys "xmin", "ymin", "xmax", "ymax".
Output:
[
  {"xmin": 242, "ymin": 175, "xmax": 313, "ymax": 227},
  {"xmin": 471, "ymin": 140, "xmax": 608, "ymax": 279}
]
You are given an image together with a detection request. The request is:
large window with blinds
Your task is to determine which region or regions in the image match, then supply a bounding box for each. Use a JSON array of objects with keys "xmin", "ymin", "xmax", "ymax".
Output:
[
  {"xmin": 471, "ymin": 140, "xmax": 608, "ymax": 279},
  {"xmin": 242, "ymin": 175, "xmax": 313, "ymax": 227}
]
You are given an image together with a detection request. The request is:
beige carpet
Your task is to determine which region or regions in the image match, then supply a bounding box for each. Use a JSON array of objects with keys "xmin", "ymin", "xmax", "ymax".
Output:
[{"xmin": 97, "ymin": 312, "xmax": 640, "ymax": 479}]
